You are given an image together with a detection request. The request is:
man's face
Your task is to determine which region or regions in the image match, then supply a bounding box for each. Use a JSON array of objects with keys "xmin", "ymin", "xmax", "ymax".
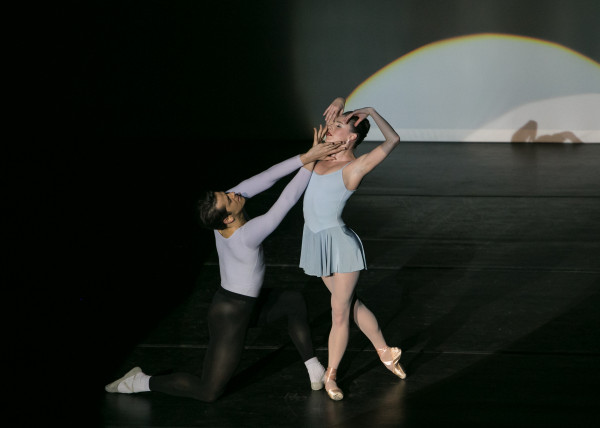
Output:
[{"xmin": 214, "ymin": 191, "xmax": 245, "ymax": 223}]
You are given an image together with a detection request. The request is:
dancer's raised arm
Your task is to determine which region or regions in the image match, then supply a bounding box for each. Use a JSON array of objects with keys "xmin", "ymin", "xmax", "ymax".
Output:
[
  {"xmin": 323, "ymin": 97, "xmax": 346, "ymax": 124},
  {"xmin": 342, "ymin": 107, "xmax": 400, "ymax": 190}
]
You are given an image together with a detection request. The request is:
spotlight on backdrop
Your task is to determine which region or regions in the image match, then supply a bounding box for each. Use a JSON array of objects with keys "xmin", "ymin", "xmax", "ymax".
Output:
[{"xmin": 346, "ymin": 34, "xmax": 600, "ymax": 143}]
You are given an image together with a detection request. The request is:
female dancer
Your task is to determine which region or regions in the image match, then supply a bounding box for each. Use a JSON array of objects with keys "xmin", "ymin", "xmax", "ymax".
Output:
[
  {"xmin": 300, "ymin": 97, "xmax": 405, "ymax": 401},
  {"xmin": 105, "ymin": 130, "xmax": 342, "ymax": 402}
]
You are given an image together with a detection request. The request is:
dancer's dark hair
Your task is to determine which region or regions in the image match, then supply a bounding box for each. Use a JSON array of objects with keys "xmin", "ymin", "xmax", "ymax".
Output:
[
  {"xmin": 198, "ymin": 191, "xmax": 228, "ymax": 230},
  {"xmin": 343, "ymin": 111, "xmax": 371, "ymax": 147}
]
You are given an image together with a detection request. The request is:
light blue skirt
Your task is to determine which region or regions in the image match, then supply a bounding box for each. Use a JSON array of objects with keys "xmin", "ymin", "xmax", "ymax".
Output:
[{"xmin": 299, "ymin": 224, "xmax": 367, "ymax": 277}]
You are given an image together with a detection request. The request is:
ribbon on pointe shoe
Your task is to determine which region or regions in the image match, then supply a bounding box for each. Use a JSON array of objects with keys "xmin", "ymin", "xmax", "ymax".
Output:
[
  {"xmin": 324, "ymin": 367, "xmax": 343, "ymax": 400},
  {"xmin": 376, "ymin": 346, "xmax": 407, "ymax": 379}
]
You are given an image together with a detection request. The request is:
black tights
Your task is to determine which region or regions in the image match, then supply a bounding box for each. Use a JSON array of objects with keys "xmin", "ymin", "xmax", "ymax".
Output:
[{"xmin": 149, "ymin": 287, "xmax": 315, "ymax": 402}]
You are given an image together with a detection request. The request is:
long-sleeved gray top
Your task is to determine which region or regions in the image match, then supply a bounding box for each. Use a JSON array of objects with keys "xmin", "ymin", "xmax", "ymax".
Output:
[{"xmin": 214, "ymin": 155, "xmax": 310, "ymax": 297}]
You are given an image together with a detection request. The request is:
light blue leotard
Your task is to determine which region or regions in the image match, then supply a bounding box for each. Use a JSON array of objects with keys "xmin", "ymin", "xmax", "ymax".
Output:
[{"xmin": 300, "ymin": 163, "xmax": 366, "ymax": 277}]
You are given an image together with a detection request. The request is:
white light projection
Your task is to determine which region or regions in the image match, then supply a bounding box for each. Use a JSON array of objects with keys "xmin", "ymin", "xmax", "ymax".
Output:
[{"xmin": 346, "ymin": 34, "xmax": 600, "ymax": 142}]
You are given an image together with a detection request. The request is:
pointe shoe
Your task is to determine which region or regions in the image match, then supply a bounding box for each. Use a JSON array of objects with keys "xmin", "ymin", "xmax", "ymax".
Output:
[
  {"xmin": 324, "ymin": 367, "xmax": 343, "ymax": 401},
  {"xmin": 377, "ymin": 346, "xmax": 407, "ymax": 379}
]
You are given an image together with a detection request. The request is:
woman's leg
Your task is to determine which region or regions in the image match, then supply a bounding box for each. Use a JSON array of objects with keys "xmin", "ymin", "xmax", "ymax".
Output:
[
  {"xmin": 321, "ymin": 272, "xmax": 360, "ymax": 369},
  {"xmin": 149, "ymin": 290, "xmax": 254, "ymax": 402},
  {"xmin": 352, "ymin": 299, "xmax": 387, "ymax": 350},
  {"xmin": 319, "ymin": 272, "xmax": 361, "ymax": 400},
  {"xmin": 351, "ymin": 295, "xmax": 406, "ymax": 378},
  {"xmin": 322, "ymin": 273, "xmax": 405, "ymax": 379},
  {"xmin": 322, "ymin": 272, "xmax": 389, "ymax": 354},
  {"xmin": 315, "ymin": 268, "xmax": 408, "ymax": 399}
]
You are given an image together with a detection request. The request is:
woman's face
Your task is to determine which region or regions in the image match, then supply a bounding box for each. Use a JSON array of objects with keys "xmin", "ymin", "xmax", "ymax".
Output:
[{"xmin": 326, "ymin": 116, "xmax": 356, "ymax": 146}]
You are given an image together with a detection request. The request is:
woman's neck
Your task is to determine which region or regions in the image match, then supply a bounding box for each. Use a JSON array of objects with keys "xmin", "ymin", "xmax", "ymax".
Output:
[{"xmin": 330, "ymin": 149, "xmax": 356, "ymax": 162}]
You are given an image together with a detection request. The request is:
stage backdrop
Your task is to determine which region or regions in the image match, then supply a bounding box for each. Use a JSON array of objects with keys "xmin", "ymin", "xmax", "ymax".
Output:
[
  {"xmin": 59, "ymin": 0, "xmax": 599, "ymax": 142},
  {"xmin": 292, "ymin": 0, "xmax": 600, "ymax": 142}
]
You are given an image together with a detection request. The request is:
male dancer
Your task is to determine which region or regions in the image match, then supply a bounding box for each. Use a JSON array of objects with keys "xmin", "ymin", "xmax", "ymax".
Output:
[{"xmin": 105, "ymin": 128, "xmax": 341, "ymax": 401}]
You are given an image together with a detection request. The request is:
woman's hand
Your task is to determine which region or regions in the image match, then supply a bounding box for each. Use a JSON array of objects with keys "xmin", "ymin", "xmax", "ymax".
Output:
[
  {"xmin": 343, "ymin": 107, "xmax": 372, "ymax": 126},
  {"xmin": 323, "ymin": 97, "xmax": 345, "ymax": 124}
]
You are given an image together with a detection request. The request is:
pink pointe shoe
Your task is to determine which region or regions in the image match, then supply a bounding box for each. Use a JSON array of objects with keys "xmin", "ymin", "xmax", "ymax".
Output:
[
  {"xmin": 376, "ymin": 346, "xmax": 407, "ymax": 379},
  {"xmin": 324, "ymin": 367, "xmax": 343, "ymax": 401}
]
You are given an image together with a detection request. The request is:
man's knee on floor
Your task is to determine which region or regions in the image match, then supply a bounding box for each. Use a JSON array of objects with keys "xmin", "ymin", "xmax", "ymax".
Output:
[
  {"xmin": 196, "ymin": 390, "xmax": 221, "ymax": 403},
  {"xmin": 193, "ymin": 384, "xmax": 226, "ymax": 403}
]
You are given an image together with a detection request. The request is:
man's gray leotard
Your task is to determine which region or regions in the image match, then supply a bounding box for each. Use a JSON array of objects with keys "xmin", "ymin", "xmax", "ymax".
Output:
[
  {"xmin": 215, "ymin": 156, "xmax": 310, "ymax": 297},
  {"xmin": 300, "ymin": 163, "xmax": 366, "ymax": 277}
]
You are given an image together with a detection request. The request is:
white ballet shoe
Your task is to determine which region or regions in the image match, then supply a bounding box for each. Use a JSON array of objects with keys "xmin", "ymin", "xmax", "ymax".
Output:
[{"xmin": 105, "ymin": 367, "xmax": 143, "ymax": 393}]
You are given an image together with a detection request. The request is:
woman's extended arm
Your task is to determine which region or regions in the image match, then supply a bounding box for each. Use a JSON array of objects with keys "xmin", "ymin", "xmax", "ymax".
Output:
[{"xmin": 344, "ymin": 107, "xmax": 400, "ymax": 189}]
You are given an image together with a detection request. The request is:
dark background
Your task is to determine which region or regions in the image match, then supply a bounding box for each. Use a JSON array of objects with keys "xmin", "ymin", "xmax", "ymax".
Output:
[
  {"xmin": 52, "ymin": 0, "xmax": 599, "ymax": 139},
  {"xmin": 18, "ymin": 0, "xmax": 599, "ymax": 416}
]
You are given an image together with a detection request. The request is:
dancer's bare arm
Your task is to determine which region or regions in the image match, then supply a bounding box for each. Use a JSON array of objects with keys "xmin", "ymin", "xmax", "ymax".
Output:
[{"xmin": 344, "ymin": 108, "xmax": 400, "ymax": 190}]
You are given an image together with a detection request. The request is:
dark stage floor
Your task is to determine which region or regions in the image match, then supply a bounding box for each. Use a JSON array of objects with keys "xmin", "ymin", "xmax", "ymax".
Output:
[{"xmin": 72, "ymin": 142, "xmax": 599, "ymax": 427}]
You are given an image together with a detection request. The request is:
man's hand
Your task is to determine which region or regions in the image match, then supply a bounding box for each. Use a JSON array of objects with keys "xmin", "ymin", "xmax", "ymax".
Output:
[{"xmin": 301, "ymin": 125, "xmax": 344, "ymax": 163}]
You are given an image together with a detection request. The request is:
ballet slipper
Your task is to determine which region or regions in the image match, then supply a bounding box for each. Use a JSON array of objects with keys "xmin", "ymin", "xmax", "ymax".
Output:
[{"xmin": 104, "ymin": 367, "xmax": 143, "ymax": 393}]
